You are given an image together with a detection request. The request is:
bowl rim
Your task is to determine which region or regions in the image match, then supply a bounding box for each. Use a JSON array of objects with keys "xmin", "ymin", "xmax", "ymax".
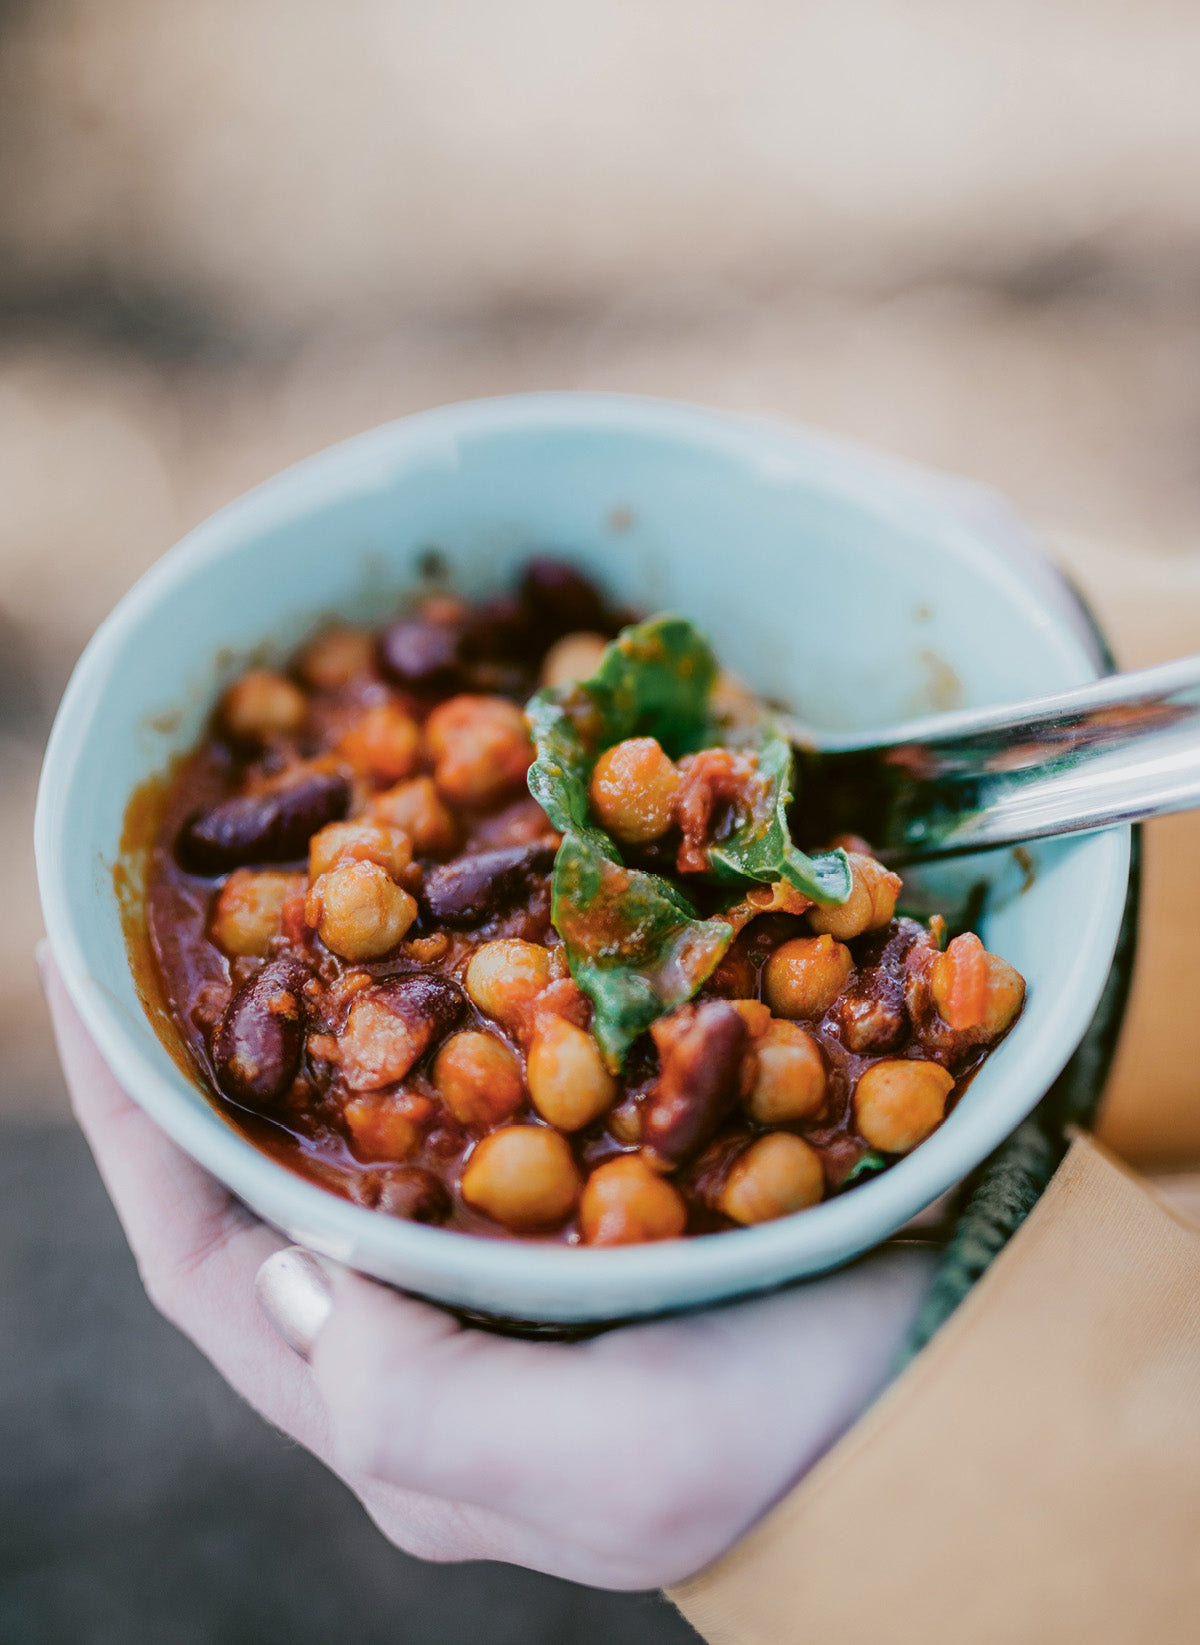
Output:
[{"xmin": 35, "ymin": 390, "xmax": 1131, "ymax": 1310}]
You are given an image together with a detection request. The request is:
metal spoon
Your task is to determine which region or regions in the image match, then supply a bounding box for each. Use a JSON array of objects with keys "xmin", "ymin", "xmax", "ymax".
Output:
[{"xmin": 783, "ymin": 654, "xmax": 1200, "ymax": 865}]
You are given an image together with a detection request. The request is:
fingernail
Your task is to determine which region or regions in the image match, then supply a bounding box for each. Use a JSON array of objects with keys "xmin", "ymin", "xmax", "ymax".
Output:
[{"xmin": 255, "ymin": 1247, "xmax": 334, "ymax": 1360}]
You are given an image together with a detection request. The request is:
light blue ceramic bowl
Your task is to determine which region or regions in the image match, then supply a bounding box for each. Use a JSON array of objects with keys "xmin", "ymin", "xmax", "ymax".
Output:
[{"xmin": 35, "ymin": 394, "xmax": 1130, "ymax": 1324}]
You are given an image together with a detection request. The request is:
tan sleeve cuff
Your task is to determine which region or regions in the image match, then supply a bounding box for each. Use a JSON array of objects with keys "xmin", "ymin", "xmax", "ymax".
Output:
[{"xmin": 669, "ymin": 1135, "xmax": 1200, "ymax": 1645}]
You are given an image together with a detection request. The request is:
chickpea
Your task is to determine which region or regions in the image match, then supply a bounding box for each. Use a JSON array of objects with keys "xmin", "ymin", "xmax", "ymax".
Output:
[
  {"xmin": 539, "ymin": 630, "xmax": 609, "ymax": 689},
  {"xmin": 932, "ymin": 934, "xmax": 1025, "ymax": 1038},
  {"xmin": 854, "ymin": 1058, "xmax": 955, "ymax": 1154},
  {"xmin": 527, "ymin": 1017, "xmax": 617, "ymax": 1131},
  {"xmin": 808, "ymin": 852, "xmax": 901, "ymax": 941},
  {"xmin": 580, "ymin": 1155, "xmax": 687, "ymax": 1245},
  {"xmin": 369, "ymin": 775, "xmax": 459, "ymax": 858},
  {"xmin": 296, "ymin": 624, "xmax": 376, "ymax": 690},
  {"xmin": 337, "ymin": 702, "xmax": 421, "ymax": 784},
  {"xmin": 763, "ymin": 934, "xmax": 853, "ymax": 1019},
  {"xmin": 743, "ymin": 1020, "xmax": 827, "ymax": 1125},
  {"xmin": 464, "ymin": 939, "xmax": 552, "ymax": 1030},
  {"xmin": 425, "ymin": 694, "xmax": 534, "ymax": 807},
  {"xmin": 220, "ymin": 670, "xmax": 307, "ymax": 743},
  {"xmin": 343, "ymin": 1091, "xmax": 430, "ymax": 1163},
  {"xmin": 731, "ymin": 998, "xmax": 772, "ymax": 1039},
  {"xmin": 461, "ymin": 1126, "xmax": 582, "ymax": 1231},
  {"xmin": 588, "ymin": 737, "xmax": 681, "ymax": 845},
  {"xmin": 211, "ymin": 869, "xmax": 304, "ymax": 958},
  {"xmin": 308, "ymin": 818, "xmax": 412, "ymax": 882},
  {"xmin": 718, "ymin": 1133, "xmax": 825, "ymax": 1225},
  {"xmin": 304, "ymin": 860, "xmax": 416, "ymax": 961},
  {"xmin": 433, "ymin": 1031, "xmax": 525, "ymax": 1127}
]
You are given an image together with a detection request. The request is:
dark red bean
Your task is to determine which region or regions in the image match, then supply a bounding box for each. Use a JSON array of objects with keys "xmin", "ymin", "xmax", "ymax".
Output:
[
  {"xmin": 839, "ymin": 918, "xmax": 920, "ymax": 1054},
  {"xmin": 518, "ymin": 558, "xmax": 611, "ymax": 643},
  {"xmin": 378, "ymin": 618, "xmax": 463, "ymax": 691},
  {"xmin": 367, "ymin": 972, "xmax": 465, "ymax": 1052},
  {"xmin": 179, "ymin": 772, "xmax": 349, "ymax": 873},
  {"xmin": 458, "ymin": 595, "xmax": 530, "ymax": 663},
  {"xmin": 643, "ymin": 1001, "xmax": 749, "ymax": 1168},
  {"xmin": 421, "ymin": 841, "xmax": 558, "ymax": 927},
  {"xmin": 213, "ymin": 956, "xmax": 311, "ymax": 1107},
  {"xmin": 356, "ymin": 1166, "xmax": 452, "ymax": 1224}
]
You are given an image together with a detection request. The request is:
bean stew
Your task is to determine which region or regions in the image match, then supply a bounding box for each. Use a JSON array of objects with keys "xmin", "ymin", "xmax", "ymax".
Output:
[{"xmin": 137, "ymin": 560, "xmax": 1026, "ymax": 1245}]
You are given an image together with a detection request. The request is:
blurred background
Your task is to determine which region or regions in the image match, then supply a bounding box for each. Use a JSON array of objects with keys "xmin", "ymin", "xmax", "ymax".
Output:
[{"xmin": 5, "ymin": 2, "xmax": 1200, "ymax": 1640}]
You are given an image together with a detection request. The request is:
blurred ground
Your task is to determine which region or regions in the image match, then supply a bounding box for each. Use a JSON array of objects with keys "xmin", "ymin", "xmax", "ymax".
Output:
[{"xmin": 4, "ymin": 2, "xmax": 1200, "ymax": 1638}]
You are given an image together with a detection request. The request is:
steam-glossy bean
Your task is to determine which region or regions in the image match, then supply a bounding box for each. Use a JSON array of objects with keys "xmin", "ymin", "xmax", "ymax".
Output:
[
  {"xmin": 642, "ymin": 1001, "xmax": 749, "ymax": 1167},
  {"xmin": 180, "ymin": 772, "xmax": 350, "ymax": 873},
  {"xmin": 527, "ymin": 1018, "xmax": 617, "ymax": 1131},
  {"xmin": 434, "ymin": 1031, "xmax": 525, "ymax": 1127},
  {"xmin": 589, "ymin": 737, "xmax": 681, "ymax": 845},
  {"xmin": 379, "ymin": 618, "xmax": 463, "ymax": 691},
  {"xmin": 854, "ymin": 1058, "xmax": 955, "ymax": 1153},
  {"xmin": 763, "ymin": 934, "xmax": 853, "ymax": 1019},
  {"xmin": 337, "ymin": 973, "xmax": 465, "ymax": 1090},
  {"xmin": 932, "ymin": 935, "xmax": 1026, "ymax": 1038},
  {"xmin": 220, "ymin": 670, "xmax": 307, "ymax": 743},
  {"xmin": 743, "ymin": 1020, "xmax": 827, "ymax": 1125},
  {"xmin": 539, "ymin": 631, "xmax": 609, "ymax": 689},
  {"xmin": 343, "ymin": 1090, "xmax": 431, "ymax": 1162},
  {"xmin": 296, "ymin": 624, "xmax": 376, "ymax": 689},
  {"xmin": 425, "ymin": 694, "xmax": 534, "ymax": 807},
  {"xmin": 305, "ymin": 860, "xmax": 416, "ymax": 960},
  {"xmin": 211, "ymin": 868, "xmax": 304, "ymax": 958},
  {"xmin": 308, "ymin": 818, "xmax": 412, "ymax": 882},
  {"xmin": 212, "ymin": 956, "xmax": 310, "ymax": 1106},
  {"xmin": 369, "ymin": 776, "xmax": 459, "ymax": 858},
  {"xmin": 421, "ymin": 841, "xmax": 556, "ymax": 927},
  {"xmin": 461, "ymin": 1126, "xmax": 582, "ymax": 1230},
  {"xmin": 580, "ymin": 1155, "xmax": 687, "ymax": 1245},
  {"xmin": 718, "ymin": 1133, "xmax": 825, "ymax": 1224},
  {"xmin": 464, "ymin": 939, "xmax": 552, "ymax": 1029},
  {"xmin": 519, "ymin": 558, "xmax": 609, "ymax": 642},
  {"xmin": 336, "ymin": 702, "xmax": 421, "ymax": 783},
  {"xmin": 808, "ymin": 852, "xmax": 901, "ymax": 941}
]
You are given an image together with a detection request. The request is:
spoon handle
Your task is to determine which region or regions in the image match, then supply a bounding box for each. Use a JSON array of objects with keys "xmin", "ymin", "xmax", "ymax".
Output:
[{"xmin": 797, "ymin": 654, "xmax": 1200, "ymax": 862}]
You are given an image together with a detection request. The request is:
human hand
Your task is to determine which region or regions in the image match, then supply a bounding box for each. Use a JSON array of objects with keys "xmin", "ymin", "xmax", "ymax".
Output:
[{"xmin": 44, "ymin": 950, "xmax": 933, "ymax": 1590}]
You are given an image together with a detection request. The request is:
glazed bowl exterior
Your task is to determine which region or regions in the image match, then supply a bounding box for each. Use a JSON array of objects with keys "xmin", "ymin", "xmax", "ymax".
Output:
[{"xmin": 35, "ymin": 394, "xmax": 1130, "ymax": 1323}]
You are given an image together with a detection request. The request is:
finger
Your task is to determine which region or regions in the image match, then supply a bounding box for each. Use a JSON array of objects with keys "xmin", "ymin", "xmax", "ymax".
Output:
[
  {"xmin": 310, "ymin": 1242, "xmax": 932, "ymax": 1570},
  {"xmin": 41, "ymin": 950, "xmax": 323, "ymax": 1443}
]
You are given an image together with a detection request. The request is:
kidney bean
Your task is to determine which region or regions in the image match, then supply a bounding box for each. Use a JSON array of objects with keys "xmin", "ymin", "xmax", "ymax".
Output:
[
  {"xmin": 180, "ymin": 772, "xmax": 349, "ymax": 873},
  {"xmin": 378, "ymin": 618, "xmax": 463, "ymax": 691},
  {"xmin": 357, "ymin": 1166, "xmax": 452, "ymax": 1224},
  {"xmin": 643, "ymin": 1001, "xmax": 749, "ymax": 1168},
  {"xmin": 518, "ymin": 558, "xmax": 611, "ymax": 644},
  {"xmin": 838, "ymin": 918, "xmax": 919, "ymax": 1055},
  {"xmin": 212, "ymin": 956, "xmax": 311, "ymax": 1107},
  {"xmin": 421, "ymin": 840, "xmax": 557, "ymax": 927},
  {"xmin": 337, "ymin": 972, "xmax": 466, "ymax": 1090},
  {"xmin": 458, "ymin": 595, "xmax": 530, "ymax": 663}
]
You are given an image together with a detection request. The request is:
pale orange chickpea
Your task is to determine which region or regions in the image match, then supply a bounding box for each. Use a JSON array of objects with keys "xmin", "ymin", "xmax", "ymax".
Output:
[
  {"xmin": 433, "ymin": 1031, "xmax": 526, "ymax": 1127},
  {"xmin": 730, "ymin": 998, "xmax": 772, "ymax": 1039},
  {"xmin": 588, "ymin": 737, "xmax": 681, "ymax": 845},
  {"xmin": 425, "ymin": 694, "xmax": 534, "ymax": 807},
  {"xmin": 464, "ymin": 939, "xmax": 552, "ymax": 1030},
  {"xmin": 343, "ymin": 1091, "xmax": 430, "ymax": 1163},
  {"xmin": 220, "ymin": 670, "xmax": 307, "ymax": 743},
  {"xmin": 308, "ymin": 818, "xmax": 412, "ymax": 882},
  {"xmin": 526, "ymin": 1017, "xmax": 617, "ymax": 1131},
  {"xmin": 854, "ymin": 1058, "xmax": 956, "ymax": 1154},
  {"xmin": 743, "ymin": 1020, "xmax": 827, "ymax": 1125},
  {"xmin": 581, "ymin": 1155, "xmax": 687, "ymax": 1245},
  {"xmin": 304, "ymin": 860, "xmax": 416, "ymax": 961},
  {"xmin": 296, "ymin": 624, "xmax": 376, "ymax": 689},
  {"xmin": 539, "ymin": 630, "xmax": 609, "ymax": 689},
  {"xmin": 460, "ymin": 1126, "xmax": 582, "ymax": 1231},
  {"xmin": 807, "ymin": 852, "xmax": 901, "ymax": 942},
  {"xmin": 931, "ymin": 933, "xmax": 1026, "ymax": 1038},
  {"xmin": 369, "ymin": 775, "xmax": 459, "ymax": 858},
  {"xmin": 762, "ymin": 934, "xmax": 853, "ymax": 1019},
  {"xmin": 336, "ymin": 701, "xmax": 422, "ymax": 783},
  {"xmin": 211, "ymin": 869, "xmax": 304, "ymax": 958},
  {"xmin": 718, "ymin": 1133, "xmax": 825, "ymax": 1225}
]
